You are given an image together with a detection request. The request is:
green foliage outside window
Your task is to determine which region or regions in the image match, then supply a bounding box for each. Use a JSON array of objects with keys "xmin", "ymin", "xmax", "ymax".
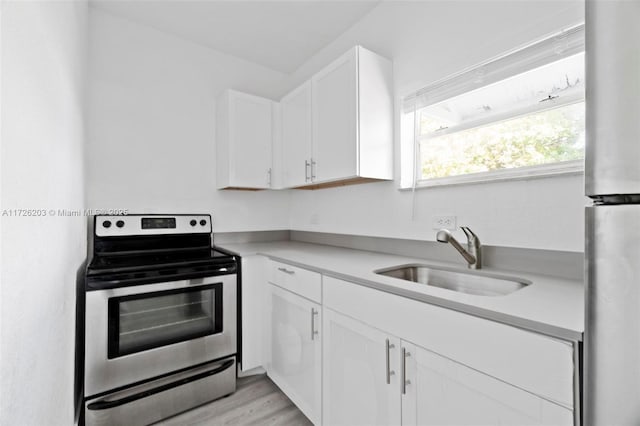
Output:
[{"xmin": 419, "ymin": 102, "xmax": 585, "ymax": 180}]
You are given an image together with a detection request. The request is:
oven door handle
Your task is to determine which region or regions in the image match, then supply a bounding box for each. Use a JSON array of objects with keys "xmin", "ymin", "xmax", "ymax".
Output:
[{"xmin": 87, "ymin": 359, "xmax": 235, "ymax": 411}]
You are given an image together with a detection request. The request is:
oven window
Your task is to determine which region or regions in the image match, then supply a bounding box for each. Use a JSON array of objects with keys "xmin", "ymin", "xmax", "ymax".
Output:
[{"xmin": 107, "ymin": 284, "xmax": 223, "ymax": 359}]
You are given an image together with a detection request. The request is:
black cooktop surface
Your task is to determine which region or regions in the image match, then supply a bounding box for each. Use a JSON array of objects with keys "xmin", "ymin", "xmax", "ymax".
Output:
[
  {"xmin": 88, "ymin": 248, "xmax": 234, "ymax": 273},
  {"xmin": 86, "ymin": 247, "xmax": 237, "ymax": 290}
]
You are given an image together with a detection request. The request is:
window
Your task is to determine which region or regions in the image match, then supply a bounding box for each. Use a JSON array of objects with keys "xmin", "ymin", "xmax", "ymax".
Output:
[{"xmin": 401, "ymin": 24, "xmax": 585, "ymax": 188}]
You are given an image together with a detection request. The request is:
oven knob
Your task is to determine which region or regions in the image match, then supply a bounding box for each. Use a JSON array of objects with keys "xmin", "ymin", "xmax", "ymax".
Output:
[
  {"xmin": 116, "ymin": 220, "xmax": 125, "ymax": 228},
  {"xmin": 200, "ymin": 220, "xmax": 207, "ymax": 226},
  {"xmin": 190, "ymin": 220, "xmax": 197, "ymax": 226},
  {"xmin": 102, "ymin": 220, "xmax": 112, "ymax": 228}
]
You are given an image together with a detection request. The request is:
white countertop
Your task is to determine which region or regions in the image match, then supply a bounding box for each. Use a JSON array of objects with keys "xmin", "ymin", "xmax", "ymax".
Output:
[{"xmin": 219, "ymin": 241, "xmax": 584, "ymax": 341}]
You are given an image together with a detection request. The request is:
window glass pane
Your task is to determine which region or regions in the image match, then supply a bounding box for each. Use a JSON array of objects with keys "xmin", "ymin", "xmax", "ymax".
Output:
[
  {"xmin": 403, "ymin": 26, "xmax": 585, "ymax": 187},
  {"xmin": 419, "ymin": 102, "xmax": 585, "ymax": 180}
]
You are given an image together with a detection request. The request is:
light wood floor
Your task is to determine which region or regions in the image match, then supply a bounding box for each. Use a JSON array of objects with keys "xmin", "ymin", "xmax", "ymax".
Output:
[{"xmin": 156, "ymin": 374, "xmax": 313, "ymax": 426}]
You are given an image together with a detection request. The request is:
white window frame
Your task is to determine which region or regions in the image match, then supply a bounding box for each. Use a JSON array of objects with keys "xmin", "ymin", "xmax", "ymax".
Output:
[{"xmin": 400, "ymin": 24, "xmax": 585, "ymax": 190}]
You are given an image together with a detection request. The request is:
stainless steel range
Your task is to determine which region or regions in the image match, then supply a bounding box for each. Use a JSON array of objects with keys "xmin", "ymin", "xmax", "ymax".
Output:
[{"xmin": 82, "ymin": 214, "xmax": 238, "ymax": 426}]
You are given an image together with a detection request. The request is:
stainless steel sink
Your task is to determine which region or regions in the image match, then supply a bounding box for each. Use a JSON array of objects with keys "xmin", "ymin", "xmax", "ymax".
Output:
[{"xmin": 374, "ymin": 264, "xmax": 531, "ymax": 296}]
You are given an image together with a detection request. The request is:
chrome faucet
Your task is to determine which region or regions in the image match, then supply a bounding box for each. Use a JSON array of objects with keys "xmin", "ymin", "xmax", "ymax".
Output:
[{"xmin": 436, "ymin": 227, "xmax": 482, "ymax": 269}]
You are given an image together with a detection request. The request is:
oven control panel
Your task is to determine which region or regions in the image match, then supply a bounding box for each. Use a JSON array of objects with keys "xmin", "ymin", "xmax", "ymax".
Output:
[{"xmin": 95, "ymin": 214, "xmax": 212, "ymax": 236}]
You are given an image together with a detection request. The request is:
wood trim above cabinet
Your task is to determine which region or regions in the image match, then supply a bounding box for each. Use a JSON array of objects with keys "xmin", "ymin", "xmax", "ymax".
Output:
[{"xmin": 219, "ymin": 187, "xmax": 264, "ymax": 191}]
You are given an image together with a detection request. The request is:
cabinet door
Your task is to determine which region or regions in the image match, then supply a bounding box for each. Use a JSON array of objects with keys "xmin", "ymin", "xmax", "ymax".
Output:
[
  {"xmin": 239, "ymin": 255, "xmax": 268, "ymax": 372},
  {"xmin": 323, "ymin": 308, "xmax": 401, "ymax": 426},
  {"xmin": 402, "ymin": 343, "xmax": 573, "ymax": 426},
  {"xmin": 268, "ymin": 284, "xmax": 321, "ymax": 424},
  {"xmin": 228, "ymin": 91, "xmax": 273, "ymax": 188},
  {"xmin": 323, "ymin": 275, "xmax": 575, "ymax": 408},
  {"xmin": 311, "ymin": 48, "xmax": 358, "ymax": 183},
  {"xmin": 282, "ymin": 82, "xmax": 312, "ymax": 188}
]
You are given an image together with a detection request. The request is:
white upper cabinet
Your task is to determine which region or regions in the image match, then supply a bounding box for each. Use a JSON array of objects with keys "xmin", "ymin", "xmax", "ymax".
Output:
[
  {"xmin": 217, "ymin": 46, "xmax": 392, "ymax": 190},
  {"xmin": 311, "ymin": 49, "xmax": 359, "ymax": 184},
  {"xmin": 216, "ymin": 90, "xmax": 274, "ymax": 189},
  {"xmin": 281, "ymin": 82, "xmax": 313, "ymax": 188},
  {"xmin": 281, "ymin": 46, "xmax": 393, "ymax": 188}
]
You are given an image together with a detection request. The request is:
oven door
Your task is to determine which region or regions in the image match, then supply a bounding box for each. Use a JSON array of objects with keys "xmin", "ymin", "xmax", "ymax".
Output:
[{"xmin": 85, "ymin": 274, "xmax": 236, "ymax": 397}]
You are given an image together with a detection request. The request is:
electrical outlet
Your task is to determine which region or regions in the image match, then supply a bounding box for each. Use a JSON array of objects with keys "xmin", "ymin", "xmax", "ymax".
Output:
[{"xmin": 432, "ymin": 215, "xmax": 457, "ymax": 230}]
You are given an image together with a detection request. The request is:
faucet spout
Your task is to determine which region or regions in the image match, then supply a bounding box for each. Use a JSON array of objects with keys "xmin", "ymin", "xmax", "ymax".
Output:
[{"xmin": 436, "ymin": 227, "xmax": 482, "ymax": 269}]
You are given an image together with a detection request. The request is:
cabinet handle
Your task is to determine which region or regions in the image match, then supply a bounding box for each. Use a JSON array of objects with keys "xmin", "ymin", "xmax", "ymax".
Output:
[
  {"xmin": 277, "ymin": 267, "xmax": 295, "ymax": 275},
  {"xmin": 386, "ymin": 338, "xmax": 395, "ymax": 384},
  {"xmin": 305, "ymin": 160, "xmax": 310, "ymax": 182},
  {"xmin": 310, "ymin": 159, "xmax": 317, "ymax": 181},
  {"xmin": 401, "ymin": 347, "xmax": 411, "ymax": 394},
  {"xmin": 267, "ymin": 168, "xmax": 272, "ymax": 186},
  {"xmin": 311, "ymin": 308, "xmax": 319, "ymax": 340}
]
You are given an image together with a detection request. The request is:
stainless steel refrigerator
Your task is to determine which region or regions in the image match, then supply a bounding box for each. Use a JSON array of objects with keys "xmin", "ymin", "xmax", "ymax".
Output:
[{"xmin": 585, "ymin": 0, "xmax": 640, "ymax": 424}]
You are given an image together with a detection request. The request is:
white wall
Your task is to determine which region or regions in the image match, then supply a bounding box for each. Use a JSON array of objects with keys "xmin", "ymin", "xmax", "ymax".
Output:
[
  {"xmin": 0, "ymin": 1, "xmax": 87, "ymax": 424},
  {"xmin": 88, "ymin": 2, "xmax": 589, "ymax": 251},
  {"xmin": 87, "ymin": 9, "xmax": 292, "ymax": 232},
  {"xmin": 287, "ymin": 1, "xmax": 588, "ymax": 252}
]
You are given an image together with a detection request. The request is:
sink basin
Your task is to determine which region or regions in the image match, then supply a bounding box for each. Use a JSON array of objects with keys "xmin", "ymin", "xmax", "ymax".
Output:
[{"xmin": 374, "ymin": 264, "xmax": 530, "ymax": 296}]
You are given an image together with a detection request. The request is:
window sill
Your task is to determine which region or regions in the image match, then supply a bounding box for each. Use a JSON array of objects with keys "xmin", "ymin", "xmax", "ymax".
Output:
[{"xmin": 400, "ymin": 160, "xmax": 584, "ymax": 190}]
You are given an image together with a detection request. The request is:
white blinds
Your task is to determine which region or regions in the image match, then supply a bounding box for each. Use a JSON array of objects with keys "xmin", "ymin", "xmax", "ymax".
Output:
[{"xmin": 403, "ymin": 24, "xmax": 585, "ymax": 114}]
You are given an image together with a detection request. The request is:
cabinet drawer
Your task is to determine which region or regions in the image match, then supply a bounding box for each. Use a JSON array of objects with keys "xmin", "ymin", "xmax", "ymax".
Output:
[
  {"xmin": 323, "ymin": 276, "xmax": 575, "ymax": 408},
  {"xmin": 268, "ymin": 260, "xmax": 321, "ymax": 303}
]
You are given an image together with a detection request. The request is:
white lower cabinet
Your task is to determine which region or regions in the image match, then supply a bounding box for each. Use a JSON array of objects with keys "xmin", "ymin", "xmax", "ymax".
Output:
[
  {"xmin": 267, "ymin": 283, "xmax": 321, "ymax": 425},
  {"xmin": 239, "ymin": 255, "xmax": 268, "ymax": 372},
  {"xmin": 245, "ymin": 265, "xmax": 577, "ymax": 426},
  {"xmin": 322, "ymin": 308, "xmax": 401, "ymax": 426},
  {"xmin": 401, "ymin": 342, "xmax": 573, "ymax": 426},
  {"xmin": 322, "ymin": 311, "xmax": 573, "ymax": 426}
]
